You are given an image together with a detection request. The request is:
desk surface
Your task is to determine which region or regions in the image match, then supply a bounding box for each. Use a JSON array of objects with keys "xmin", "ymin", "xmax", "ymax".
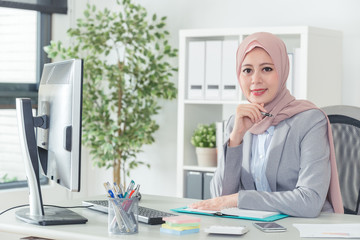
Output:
[{"xmin": 0, "ymin": 194, "xmax": 359, "ymax": 240}]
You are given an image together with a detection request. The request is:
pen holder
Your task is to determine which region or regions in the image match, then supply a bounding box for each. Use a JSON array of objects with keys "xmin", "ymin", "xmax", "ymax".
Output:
[{"xmin": 108, "ymin": 197, "xmax": 139, "ymax": 235}]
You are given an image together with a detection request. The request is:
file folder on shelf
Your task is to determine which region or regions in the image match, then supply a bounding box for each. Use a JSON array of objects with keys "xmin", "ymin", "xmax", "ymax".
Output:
[
  {"xmin": 205, "ymin": 40, "xmax": 222, "ymax": 100},
  {"xmin": 202, "ymin": 172, "xmax": 214, "ymax": 200},
  {"xmin": 187, "ymin": 41, "xmax": 205, "ymax": 100},
  {"xmin": 221, "ymin": 39, "xmax": 239, "ymax": 100},
  {"xmin": 185, "ymin": 171, "xmax": 203, "ymax": 200}
]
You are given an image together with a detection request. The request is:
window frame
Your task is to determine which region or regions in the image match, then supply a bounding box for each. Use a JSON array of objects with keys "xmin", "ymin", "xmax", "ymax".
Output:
[
  {"xmin": 0, "ymin": 11, "xmax": 50, "ymax": 108},
  {"xmin": 0, "ymin": 0, "xmax": 67, "ymax": 107},
  {"xmin": 0, "ymin": 0, "xmax": 67, "ymax": 189}
]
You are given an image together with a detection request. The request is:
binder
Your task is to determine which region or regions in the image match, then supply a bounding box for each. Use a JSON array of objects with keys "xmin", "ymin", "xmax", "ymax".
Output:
[
  {"xmin": 205, "ymin": 40, "xmax": 222, "ymax": 99},
  {"xmin": 185, "ymin": 171, "xmax": 203, "ymax": 199},
  {"xmin": 203, "ymin": 172, "xmax": 214, "ymax": 200},
  {"xmin": 221, "ymin": 39, "xmax": 239, "ymax": 100},
  {"xmin": 187, "ymin": 41, "xmax": 205, "ymax": 100}
]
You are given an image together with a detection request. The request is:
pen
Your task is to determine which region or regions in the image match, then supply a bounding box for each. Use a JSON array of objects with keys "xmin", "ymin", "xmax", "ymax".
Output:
[
  {"xmin": 113, "ymin": 182, "xmax": 124, "ymax": 198},
  {"xmin": 132, "ymin": 184, "xmax": 140, "ymax": 198},
  {"xmin": 104, "ymin": 182, "xmax": 115, "ymax": 198},
  {"xmin": 260, "ymin": 111, "xmax": 273, "ymax": 117},
  {"xmin": 129, "ymin": 184, "xmax": 140, "ymax": 198},
  {"xmin": 129, "ymin": 189, "xmax": 135, "ymax": 198},
  {"xmin": 124, "ymin": 180, "xmax": 135, "ymax": 198},
  {"xmin": 119, "ymin": 183, "xmax": 125, "ymax": 198}
]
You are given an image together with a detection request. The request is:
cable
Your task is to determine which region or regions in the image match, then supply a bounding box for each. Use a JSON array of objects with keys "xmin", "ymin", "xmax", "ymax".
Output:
[
  {"xmin": 44, "ymin": 204, "xmax": 94, "ymax": 209},
  {"xmin": 0, "ymin": 204, "xmax": 94, "ymax": 216},
  {"xmin": 0, "ymin": 204, "xmax": 29, "ymax": 215}
]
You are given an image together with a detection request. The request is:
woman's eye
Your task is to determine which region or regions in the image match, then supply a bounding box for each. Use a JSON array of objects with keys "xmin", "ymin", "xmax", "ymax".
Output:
[
  {"xmin": 263, "ymin": 67, "xmax": 273, "ymax": 72},
  {"xmin": 242, "ymin": 68, "xmax": 252, "ymax": 74}
]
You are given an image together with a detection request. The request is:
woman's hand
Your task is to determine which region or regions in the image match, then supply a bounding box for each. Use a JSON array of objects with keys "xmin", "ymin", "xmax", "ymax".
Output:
[
  {"xmin": 229, "ymin": 103, "xmax": 267, "ymax": 147},
  {"xmin": 188, "ymin": 193, "xmax": 239, "ymax": 211}
]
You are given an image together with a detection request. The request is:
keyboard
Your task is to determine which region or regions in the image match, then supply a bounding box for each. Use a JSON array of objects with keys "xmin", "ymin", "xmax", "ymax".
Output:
[{"xmin": 82, "ymin": 200, "xmax": 176, "ymax": 225}]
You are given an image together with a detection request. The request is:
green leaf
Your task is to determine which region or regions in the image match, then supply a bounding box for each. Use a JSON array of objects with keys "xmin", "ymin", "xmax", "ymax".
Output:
[
  {"xmin": 156, "ymin": 23, "xmax": 165, "ymax": 28},
  {"xmin": 84, "ymin": 10, "xmax": 90, "ymax": 18}
]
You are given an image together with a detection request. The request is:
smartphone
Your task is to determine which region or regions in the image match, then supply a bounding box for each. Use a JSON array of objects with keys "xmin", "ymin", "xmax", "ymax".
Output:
[{"xmin": 253, "ymin": 222, "xmax": 287, "ymax": 232}]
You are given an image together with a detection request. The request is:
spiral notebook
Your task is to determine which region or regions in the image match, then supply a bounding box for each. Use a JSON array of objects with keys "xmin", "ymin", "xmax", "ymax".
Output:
[{"xmin": 171, "ymin": 207, "xmax": 288, "ymax": 222}]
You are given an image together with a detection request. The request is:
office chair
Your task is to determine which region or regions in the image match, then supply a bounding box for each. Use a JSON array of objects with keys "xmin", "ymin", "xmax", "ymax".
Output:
[{"xmin": 322, "ymin": 105, "xmax": 360, "ymax": 215}]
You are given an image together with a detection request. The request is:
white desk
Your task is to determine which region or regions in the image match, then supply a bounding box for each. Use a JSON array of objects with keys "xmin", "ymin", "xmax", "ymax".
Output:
[{"xmin": 0, "ymin": 194, "xmax": 359, "ymax": 239}]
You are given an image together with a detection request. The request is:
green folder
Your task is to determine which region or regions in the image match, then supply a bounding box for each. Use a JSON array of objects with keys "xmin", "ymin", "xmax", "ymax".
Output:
[{"xmin": 171, "ymin": 207, "xmax": 288, "ymax": 222}]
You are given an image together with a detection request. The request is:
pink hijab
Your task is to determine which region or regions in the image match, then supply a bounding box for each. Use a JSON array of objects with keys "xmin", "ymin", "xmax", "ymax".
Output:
[{"xmin": 236, "ymin": 32, "xmax": 344, "ymax": 214}]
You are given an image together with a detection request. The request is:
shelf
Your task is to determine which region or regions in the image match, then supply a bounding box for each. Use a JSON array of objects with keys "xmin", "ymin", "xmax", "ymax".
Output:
[
  {"xmin": 184, "ymin": 99, "xmax": 243, "ymax": 105},
  {"xmin": 183, "ymin": 165, "xmax": 217, "ymax": 172}
]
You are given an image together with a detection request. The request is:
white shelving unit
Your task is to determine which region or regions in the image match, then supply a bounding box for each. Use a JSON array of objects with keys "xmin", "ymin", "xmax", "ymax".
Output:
[{"xmin": 176, "ymin": 26, "xmax": 342, "ymax": 197}]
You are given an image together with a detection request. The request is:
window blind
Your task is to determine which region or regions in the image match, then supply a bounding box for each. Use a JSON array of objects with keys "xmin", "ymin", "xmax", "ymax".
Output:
[
  {"xmin": 0, "ymin": 7, "xmax": 37, "ymax": 84},
  {"xmin": 0, "ymin": 109, "xmax": 26, "ymax": 183}
]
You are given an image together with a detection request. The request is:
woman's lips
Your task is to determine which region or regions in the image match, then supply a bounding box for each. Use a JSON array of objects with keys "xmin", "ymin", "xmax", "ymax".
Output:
[{"xmin": 251, "ymin": 88, "xmax": 267, "ymax": 96}]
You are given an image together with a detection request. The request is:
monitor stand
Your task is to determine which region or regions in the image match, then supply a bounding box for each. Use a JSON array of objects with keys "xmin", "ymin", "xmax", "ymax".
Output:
[
  {"xmin": 15, "ymin": 207, "xmax": 87, "ymax": 226},
  {"xmin": 15, "ymin": 98, "xmax": 87, "ymax": 226}
]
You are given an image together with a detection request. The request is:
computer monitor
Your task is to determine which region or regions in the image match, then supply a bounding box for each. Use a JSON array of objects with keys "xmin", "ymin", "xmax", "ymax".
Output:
[{"xmin": 15, "ymin": 59, "xmax": 87, "ymax": 225}]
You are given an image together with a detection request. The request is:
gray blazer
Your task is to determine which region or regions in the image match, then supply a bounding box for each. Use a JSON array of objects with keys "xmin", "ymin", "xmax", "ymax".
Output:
[{"xmin": 210, "ymin": 109, "xmax": 332, "ymax": 217}]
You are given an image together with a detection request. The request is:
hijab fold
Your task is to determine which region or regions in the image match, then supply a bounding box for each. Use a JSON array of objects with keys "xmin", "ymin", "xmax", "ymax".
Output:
[{"xmin": 236, "ymin": 32, "xmax": 344, "ymax": 214}]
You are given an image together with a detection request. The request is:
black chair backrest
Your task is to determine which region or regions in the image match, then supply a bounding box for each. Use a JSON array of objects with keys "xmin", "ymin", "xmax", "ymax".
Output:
[{"xmin": 322, "ymin": 105, "xmax": 360, "ymax": 215}]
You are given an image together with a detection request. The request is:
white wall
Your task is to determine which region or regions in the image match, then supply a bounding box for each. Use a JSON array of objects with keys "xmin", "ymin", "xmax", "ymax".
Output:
[{"xmin": 50, "ymin": 0, "xmax": 360, "ymax": 199}]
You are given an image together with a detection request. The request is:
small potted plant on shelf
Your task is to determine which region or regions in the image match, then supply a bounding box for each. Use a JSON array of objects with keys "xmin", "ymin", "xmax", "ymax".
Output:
[{"xmin": 190, "ymin": 123, "xmax": 217, "ymax": 167}]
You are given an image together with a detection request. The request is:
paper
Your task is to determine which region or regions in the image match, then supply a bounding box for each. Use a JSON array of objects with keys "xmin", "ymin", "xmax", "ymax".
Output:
[
  {"xmin": 183, "ymin": 207, "xmax": 280, "ymax": 219},
  {"xmin": 205, "ymin": 225, "xmax": 249, "ymax": 235},
  {"xmin": 293, "ymin": 224, "xmax": 360, "ymax": 238}
]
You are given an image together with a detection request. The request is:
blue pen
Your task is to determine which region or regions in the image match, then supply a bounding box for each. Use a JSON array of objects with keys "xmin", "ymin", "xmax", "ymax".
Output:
[
  {"xmin": 104, "ymin": 182, "xmax": 116, "ymax": 198},
  {"xmin": 119, "ymin": 183, "xmax": 125, "ymax": 198},
  {"xmin": 113, "ymin": 182, "xmax": 124, "ymax": 198}
]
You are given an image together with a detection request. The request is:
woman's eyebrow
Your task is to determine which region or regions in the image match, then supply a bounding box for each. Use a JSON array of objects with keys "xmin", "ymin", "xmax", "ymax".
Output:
[
  {"xmin": 241, "ymin": 62, "xmax": 274, "ymax": 68},
  {"xmin": 259, "ymin": 62, "xmax": 275, "ymax": 66}
]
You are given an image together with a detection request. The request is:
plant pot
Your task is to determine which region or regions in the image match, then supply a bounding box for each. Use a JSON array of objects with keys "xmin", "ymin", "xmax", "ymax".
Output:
[{"xmin": 195, "ymin": 147, "xmax": 217, "ymax": 167}]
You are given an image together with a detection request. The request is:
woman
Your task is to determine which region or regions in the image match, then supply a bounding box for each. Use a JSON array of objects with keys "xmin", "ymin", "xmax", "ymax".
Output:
[{"xmin": 189, "ymin": 32, "xmax": 343, "ymax": 217}]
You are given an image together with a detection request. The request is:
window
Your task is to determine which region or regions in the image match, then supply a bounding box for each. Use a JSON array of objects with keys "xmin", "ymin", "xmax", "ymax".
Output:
[
  {"xmin": 0, "ymin": 7, "xmax": 37, "ymax": 84},
  {"xmin": 0, "ymin": 1, "xmax": 67, "ymax": 189},
  {"xmin": 0, "ymin": 109, "xmax": 27, "ymax": 186}
]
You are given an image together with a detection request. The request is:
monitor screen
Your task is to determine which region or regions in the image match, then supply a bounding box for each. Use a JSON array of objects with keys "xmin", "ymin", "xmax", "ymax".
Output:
[
  {"xmin": 37, "ymin": 59, "xmax": 83, "ymax": 191},
  {"xmin": 15, "ymin": 59, "xmax": 87, "ymax": 225}
]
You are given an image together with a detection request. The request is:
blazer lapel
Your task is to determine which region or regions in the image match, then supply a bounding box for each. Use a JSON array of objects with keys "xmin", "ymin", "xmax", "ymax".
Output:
[
  {"xmin": 241, "ymin": 132, "xmax": 256, "ymax": 190},
  {"xmin": 266, "ymin": 121, "xmax": 290, "ymax": 192}
]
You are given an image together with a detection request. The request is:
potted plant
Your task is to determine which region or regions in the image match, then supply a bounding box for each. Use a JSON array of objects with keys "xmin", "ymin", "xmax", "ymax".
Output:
[
  {"xmin": 44, "ymin": 0, "xmax": 178, "ymax": 186},
  {"xmin": 190, "ymin": 123, "xmax": 217, "ymax": 167}
]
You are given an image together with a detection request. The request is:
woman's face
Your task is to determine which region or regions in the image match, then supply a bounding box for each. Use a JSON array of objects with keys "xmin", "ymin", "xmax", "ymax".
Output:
[{"xmin": 239, "ymin": 47, "xmax": 279, "ymax": 105}]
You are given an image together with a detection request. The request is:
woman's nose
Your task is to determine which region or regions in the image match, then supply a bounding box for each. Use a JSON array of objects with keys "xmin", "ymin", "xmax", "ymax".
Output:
[{"xmin": 251, "ymin": 71, "xmax": 262, "ymax": 84}]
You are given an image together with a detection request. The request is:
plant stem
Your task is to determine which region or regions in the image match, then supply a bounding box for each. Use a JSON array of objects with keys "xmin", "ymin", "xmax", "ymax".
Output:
[{"xmin": 114, "ymin": 60, "xmax": 124, "ymax": 185}]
